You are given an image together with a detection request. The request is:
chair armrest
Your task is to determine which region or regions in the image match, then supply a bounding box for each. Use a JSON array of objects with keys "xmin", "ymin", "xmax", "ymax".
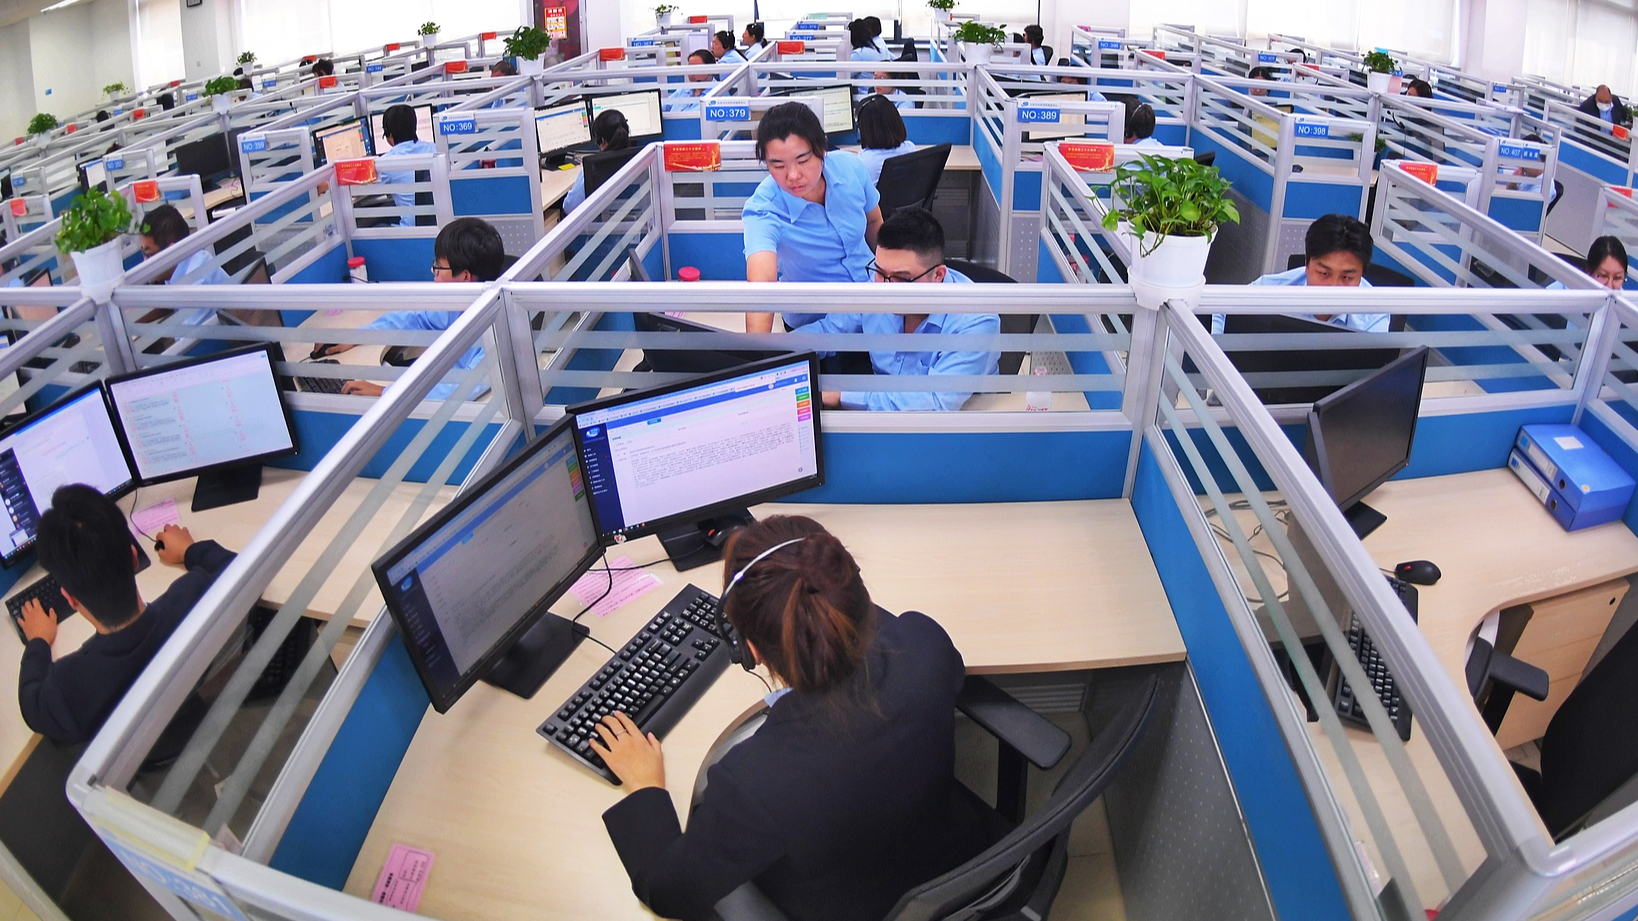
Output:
[
  {"xmin": 1466, "ymin": 638, "xmax": 1550, "ymax": 701},
  {"xmin": 956, "ymin": 676, "xmax": 1071, "ymax": 771},
  {"xmin": 712, "ymin": 882, "xmax": 792, "ymax": 921}
]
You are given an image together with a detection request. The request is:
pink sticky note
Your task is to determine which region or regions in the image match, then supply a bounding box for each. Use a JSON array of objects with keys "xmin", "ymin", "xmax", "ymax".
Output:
[
  {"xmin": 132, "ymin": 498, "xmax": 180, "ymax": 535},
  {"xmin": 568, "ymin": 556, "xmax": 662, "ymax": 617},
  {"xmin": 371, "ymin": 843, "xmax": 435, "ymax": 911}
]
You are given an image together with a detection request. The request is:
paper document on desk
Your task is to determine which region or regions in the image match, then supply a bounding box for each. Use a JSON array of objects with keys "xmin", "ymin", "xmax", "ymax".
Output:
[
  {"xmin": 132, "ymin": 498, "xmax": 180, "ymax": 535},
  {"xmin": 372, "ymin": 843, "xmax": 435, "ymax": 911},
  {"xmin": 568, "ymin": 555, "xmax": 662, "ymax": 617}
]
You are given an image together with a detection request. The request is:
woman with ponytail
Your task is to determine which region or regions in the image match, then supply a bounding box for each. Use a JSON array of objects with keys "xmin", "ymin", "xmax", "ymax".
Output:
[
  {"xmin": 562, "ymin": 108, "xmax": 631, "ymax": 213},
  {"xmin": 596, "ymin": 515, "xmax": 973, "ymax": 921}
]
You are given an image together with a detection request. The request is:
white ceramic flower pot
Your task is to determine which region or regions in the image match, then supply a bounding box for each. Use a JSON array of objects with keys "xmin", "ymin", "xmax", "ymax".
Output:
[
  {"xmin": 963, "ymin": 42, "xmax": 992, "ymax": 65},
  {"xmin": 422, "ymin": 32, "xmax": 440, "ymax": 49},
  {"xmin": 518, "ymin": 56, "xmax": 545, "ymax": 76},
  {"xmin": 1367, "ymin": 71, "xmax": 1391, "ymax": 93},
  {"xmin": 933, "ymin": 9, "xmax": 952, "ymax": 21},
  {"xmin": 1128, "ymin": 232, "xmax": 1212, "ymax": 310},
  {"xmin": 656, "ymin": 12, "xmax": 672, "ymax": 25},
  {"xmin": 69, "ymin": 237, "xmax": 127, "ymax": 298},
  {"xmin": 212, "ymin": 95, "xmax": 231, "ymax": 114}
]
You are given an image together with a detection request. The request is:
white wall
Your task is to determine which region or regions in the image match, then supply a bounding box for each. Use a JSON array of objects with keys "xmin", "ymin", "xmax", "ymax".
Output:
[
  {"xmin": 28, "ymin": 5, "xmax": 99, "ymax": 120},
  {"xmin": 0, "ymin": 20, "xmax": 36, "ymax": 141},
  {"xmin": 180, "ymin": 0, "xmax": 232, "ymax": 80},
  {"xmin": 91, "ymin": 0, "xmax": 136, "ymax": 97},
  {"xmin": 1462, "ymin": 0, "xmax": 1528, "ymax": 82},
  {"xmin": 11, "ymin": 0, "xmax": 133, "ymax": 132}
]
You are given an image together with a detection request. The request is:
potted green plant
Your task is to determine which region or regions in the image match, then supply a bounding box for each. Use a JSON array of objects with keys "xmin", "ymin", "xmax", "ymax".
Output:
[
  {"xmin": 1362, "ymin": 50, "xmax": 1395, "ymax": 94},
  {"xmin": 236, "ymin": 50, "xmax": 257, "ymax": 67},
  {"xmin": 56, "ymin": 188, "xmax": 136, "ymax": 295},
  {"xmin": 952, "ymin": 20, "xmax": 1005, "ymax": 65},
  {"xmin": 102, "ymin": 82, "xmax": 129, "ymax": 101},
  {"xmin": 927, "ymin": 0, "xmax": 956, "ymax": 22},
  {"xmin": 504, "ymin": 25, "xmax": 552, "ymax": 75},
  {"xmin": 654, "ymin": 4, "xmax": 678, "ymax": 25},
  {"xmin": 202, "ymin": 75, "xmax": 239, "ymax": 113},
  {"xmin": 26, "ymin": 113, "xmax": 58, "ymax": 140},
  {"xmin": 419, "ymin": 21, "xmax": 442, "ymax": 48},
  {"xmin": 1101, "ymin": 153, "xmax": 1239, "ymax": 306}
]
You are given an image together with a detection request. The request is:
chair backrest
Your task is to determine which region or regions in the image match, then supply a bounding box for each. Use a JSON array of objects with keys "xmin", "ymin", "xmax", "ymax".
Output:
[
  {"xmin": 1537, "ymin": 620, "xmax": 1638, "ymax": 836},
  {"xmin": 1547, "ymin": 179, "xmax": 1565, "ymax": 216},
  {"xmin": 945, "ymin": 260, "xmax": 1028, "ymax": 374},
  {"xmin": 413, "ymin": 168, "xmax": 435, "ymax": 227},
  {"xmin": 882, "ymin": 674, "xmax": 1160, "ymax": 921},
  {"xmin": 876, "ymin": 143, "xmax": 952, "ymax": 217}
]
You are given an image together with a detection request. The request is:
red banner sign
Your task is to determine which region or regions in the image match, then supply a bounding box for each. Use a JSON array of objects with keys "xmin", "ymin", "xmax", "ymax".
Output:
[
  {"xmin": 1139, "ymin": 49, "xmax": 1165, "ymax": 60},
  {"xmin": 1612, "ymin": 187, "xmax": 1634, "ymax": 199},
  {"xmin": 664, "ymin": 142, "xmax": 722, "ymax": 172},
  {"xmin": 65, "ymin": 124, "xmax": 76, "ymax": 134},
  {"xmin": 1060, "ymin": 142, "xmax": 1115, "ymax": 172},
  {"xmin": 443, "ymin": 61, "xmax": 468, "ymax": 73},
  {"xmin": 776, "ymin": 40, "xmax": 806, "ymax": 54},
  {"xmin": 318, "ymin": 75, "xmax": 339, "ymax": 88},
  {"xmin": 688, "ymin": 15, "xmax": 709, "ymax": 22},
  {"xmin": 386, "ymin": 42, "xmax": 401, "ymax": 52},
  {"xmin": 132, "ymin": 180, "xmax": 160, "ymax": 203},
  {"xmin": 132, "ymin": 108, "xmax": 147, "ymax": 120},
  {"xmin": 9, "ymin": 200, "xmax": 25, "ymax": 217},
  {"xmin": 1400, "ymin": 161, "xmax": 1439, "ymax": 184},
  {"xmin": 599, "ymin": 47, "xmax": 626, "ymax": 61},
  {"xmin": 1616, "ymin": 125, "xmax": 1631, "ymax": 141},
  {"xmin": 334, "ymin": 159, "xmax": 380, "ymax": 186},
  {"xmin": 481, "ymin": 31, "xmax": 497, "ymax": 40}
]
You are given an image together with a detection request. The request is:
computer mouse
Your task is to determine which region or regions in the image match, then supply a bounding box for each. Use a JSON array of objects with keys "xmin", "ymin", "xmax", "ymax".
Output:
[
  {"xmin": 1395, "ymin": 560, "xmax": 1441, "ymax": 586},
  {"xmin": 153, "ymin": 538, "xmax": 165, "ymax": 552}
]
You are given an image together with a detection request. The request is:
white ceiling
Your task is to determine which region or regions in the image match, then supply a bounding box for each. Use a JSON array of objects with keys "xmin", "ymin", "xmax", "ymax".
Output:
[{"xmin": 0, "ymin": 0, "xmax": 74, "ymax": 32}]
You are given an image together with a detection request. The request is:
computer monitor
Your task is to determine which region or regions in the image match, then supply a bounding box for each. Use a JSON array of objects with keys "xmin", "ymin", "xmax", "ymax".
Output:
[
  {"xmin": 589, "ymin": 90, "xmax": 666, "ymax": 145},
  {"xmin": 0, "ymin": 385, "xmax": 135, "ymax": 567},
  {"xmin": 312, "ymin": 119, "xmax": 371, "ymax": 166},
  {"xmin": 0, "ymin": 336, "xmax": 25, "ymax": 428},
  {"xmin": 569, "ymin": 352, "xmax": 823, "ymax": 569},
  {"xmin": 1218, "ymin": 314, "xmax": 1404, "ymax": 405},
  {"xmin": 372, "ymin": 419, "xmax": 601, "ymax": 710},
  {"xmin": 367, "ymin": 105, "xmax": 436, "ymax": 152},
  {"xmin": 534, "ymin": 99, "xmax": 593, "ymax": 167},
  {"xmin": 772, "ymin": 83, "xmax": 856, "ymax": 136},
  {"xmin": 25, "ymin": 270, "xmax": 50, "ymax": 288},
  {"xmin": 105, "ymin": 344, "xmax": 298, "ymax": 512},
  {"xmin": 1302, "ymin": 346, "xmax": 1430, "ymax": 540},
  {"xmin": 581, "ymin": 146, "xmax": 645, "ymax": 197},
  {"xmin": 633, "ymin": 313, "xmax": 791, "ymax": 375},
  {"xmin": 174, "ymin": 133, "xmax": 236, "ymax": 183},
  {"xmin": 80, "ymin": 160, "xmax": 108, "ymax": 193},
  {"xmin": 1019, "ymin": 90, "xmax": 1090, "ymax": 142}
]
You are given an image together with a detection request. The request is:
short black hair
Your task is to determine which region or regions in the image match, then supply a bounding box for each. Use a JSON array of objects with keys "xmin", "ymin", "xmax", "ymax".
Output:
[
  {"xmin": 157, "ymin": 92, "xmax": 175, "ymax": 110},
  {"xmin": 435, "ymin": 218, "xmax": 506, "ymax": 281},
  {"xmin": 756, "ymin": 102, "xmax": 828, "ymax": 161},
  {"xmin": 1588, "ymin": 235, "xmax": 1629, "ymax": 274},
  {"xmin": 745, "ymin": 22, "xmax": 765, "ymax": 43},
  {"xmin": 141, "ymin": 205, "xmax": 190, "ymax": 248},
  {"xmin": 689, "ymin": 49, "xmax": 716, "ymax": 65},
  {"xmin": 864, "ymin": 15, "xmax": 883, "ymax": 37},
  {"xmin": 1124, "ymin": 100, "xmax": 1155, "ymax": 140},
  {"xmin": 1248, "ymin": 66, "xmax": 1275, "ymax": 80},
  {"xmin": 849, "ymin": 19, "xmax": 873, "ymax": 50},
  {"xmin": 490, "ymin": 59, "xmax": 518, "ymax": 76},
  {"xmin": 714, "ymin": 30, "xmax": 735, "ymax": 49},
  {"xmin": 1024, "ymin": 24, "xmax": 1043, "ymax": 45},
  {"xmin": 311, "ymin": 58, "xmax": 334, "ymax": 77},
  {"xmin": 94, "ymin": 110, "xmax": 111, "ymax": 123},
  {"xmin": 857, "ymin": 94, "xmax": 908, "ymax": 149},
  {"xmin": 37, "ymin": 485, "xmax": 140, "ymax": 627},
  {"xmin": 876, "ymin": 207, "xmax": 944, "ymax": 263},
  {"xmin": 1305, "ymin": 214, "xmax": 1372, "ymax": 267},
  {"xmin": 382, "ymin": 104, "xmax": 418, "ymax": 145},
  {"xmin": 237, "ymin": 77, "xmax": 253, "ymax": 90},
  {"xmin": 592, "ymin": 109, "xmax": 630, "ymax": 149},
  {"xmin": 1406, "ymin": 78, "xmax": 1434, "ymax": 98}
]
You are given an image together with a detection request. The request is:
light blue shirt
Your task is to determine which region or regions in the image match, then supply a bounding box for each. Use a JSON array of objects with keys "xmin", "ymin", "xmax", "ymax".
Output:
[
  {"xmin": 1209, "ymin": 265, "xmax": 1385, "ymax": 334},
  {"xmin": 742, "ymin": 151, "xmax": 880, "ymax": 327},
  {"xmin": 856, "ymin": 139, "xmax": 917, "ymax": 185},
  {"xmin": 877, "ymin": 89, "xmax": 915, "ymax": 112},
  {"xmin": 562, "ymin": 172, "xmax": 589, "ymax": 213},
  {"xmin": 363, "ymin": 309, "xmax": 485, "ymax": 401},
  {"xmin": 1132, "ymin": 136, "xmax": 1166, "ymax": 148},
  {"xmin": 379, "ymin": 138, "xmax": 437, "ymax": 227},
  {"xmin": 793, "ymin": 269, "xmax": 999, "ymax": 411},
  {"xmin": 166, "ymin": 249, "xmax": 233, "ymax": 326},
  {"xmin": 719, "ymin": 48, "xmax": 747, "ymax": 64},
  {"xmin": 666, "ymin": 86, "xmax": 705, "ymax": 111}
]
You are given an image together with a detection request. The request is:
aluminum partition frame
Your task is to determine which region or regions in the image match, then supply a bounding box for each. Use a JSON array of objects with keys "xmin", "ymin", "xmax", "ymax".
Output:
[
  {"xmin": 1592, "ymin": 185, "xmax": 1638, "ymax": 255},
  {"xmin": 1541, "ymin": 102, "xmax": 1638, "ymax": 256}
]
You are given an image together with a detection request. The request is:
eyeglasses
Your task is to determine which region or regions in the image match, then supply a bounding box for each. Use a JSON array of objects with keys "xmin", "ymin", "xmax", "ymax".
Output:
[
  {"xmin": 429, "ymin": 262, "xmax": 451, "ymax": 277},
  {"xmin": 867, "ymin": 259, "xmax": 942, "ymax": 283}
]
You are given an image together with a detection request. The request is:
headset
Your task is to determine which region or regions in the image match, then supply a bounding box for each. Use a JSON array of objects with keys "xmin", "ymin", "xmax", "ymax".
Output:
[{"xmin": 715, "ymin": 536, "xmax": 806, "ymax": 672}]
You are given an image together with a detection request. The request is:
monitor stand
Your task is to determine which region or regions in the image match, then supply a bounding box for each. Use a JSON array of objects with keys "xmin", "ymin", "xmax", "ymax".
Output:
[
  {"xmin": 483, "ymin": 613, "xmax": 588, "ymax": 699},
  {"xmin": 1344, "ymin": 501, "xmax": 1387, "ymax": 540},
  {"xmin": 192, "ymin": 464, "xmax": 263, "ymax": 512},
  {"xmin": 657, "ymin": 509, "xmax": 756, "ymax": 571}
]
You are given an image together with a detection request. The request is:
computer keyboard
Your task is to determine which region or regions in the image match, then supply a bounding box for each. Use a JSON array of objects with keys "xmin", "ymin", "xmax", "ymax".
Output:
[
  {"xmin": 1332, "ymin": 576, "xmax": 1419, "ymax": 742},
  {"xmin": 296, "ymin": 359, "xmax": 346, "ymax": 394},
  {"xmin": 537, "ymin": 583, "xmax": 730, "ymax": 783},
  {"xmin": 7, "ymin": 574, "xmax": 75, "ymax": 643}
]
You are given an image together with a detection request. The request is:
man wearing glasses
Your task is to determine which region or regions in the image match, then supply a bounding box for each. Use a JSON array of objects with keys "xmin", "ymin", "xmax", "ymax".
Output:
[{"xmin": 792, "ymin": 208, "xmax": 999, "ymax": 411}]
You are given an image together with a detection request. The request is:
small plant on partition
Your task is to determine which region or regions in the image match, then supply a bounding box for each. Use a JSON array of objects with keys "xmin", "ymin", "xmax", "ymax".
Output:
[{"xmin": 1101, "ymin": 154, "xmax": 1240, "ymax": 256}]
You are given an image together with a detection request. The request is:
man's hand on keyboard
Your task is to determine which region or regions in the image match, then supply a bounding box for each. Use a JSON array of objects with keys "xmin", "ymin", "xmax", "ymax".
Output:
[
  {"xmin": 340, "ymin": 380, "xmax": 385, "ymax": 396},
  {"xmin": 18, "ymin": 598, "xmax": 56, "ymax": 646},
  {"xmin": 591, "ymin": 712, "xmax": 665, "ymax": 792}
]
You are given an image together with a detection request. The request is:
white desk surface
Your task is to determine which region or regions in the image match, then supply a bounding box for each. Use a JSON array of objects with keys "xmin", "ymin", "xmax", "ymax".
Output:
[
  {"xmin": 342, "ymin": 498, "xmax": 1182, "ymax": 920},
  {"xmin": 540, "ymin": 165, "xmax": 581, "ymax": 210}
]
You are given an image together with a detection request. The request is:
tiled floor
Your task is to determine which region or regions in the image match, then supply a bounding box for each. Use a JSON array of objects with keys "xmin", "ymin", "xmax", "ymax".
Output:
[{"xmin": 0, "ymin": 876, "xmax": 44, "ymax": 921}]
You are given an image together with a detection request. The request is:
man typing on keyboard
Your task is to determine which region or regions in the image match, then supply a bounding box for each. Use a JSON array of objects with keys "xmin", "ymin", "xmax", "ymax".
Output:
[{"xmin": 17, "ymin": 485, "xmax": 236, "ymax": 745}]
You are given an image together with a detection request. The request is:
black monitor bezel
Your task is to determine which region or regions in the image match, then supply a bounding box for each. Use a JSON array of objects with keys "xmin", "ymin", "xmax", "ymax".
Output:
[
  {"xmin": 311, "ymin": 117, "xmax": 372, "ymax": 166},
  {"xmin": 587, "ymin": 88, "xmax": 667, "ymax": 146},
  {"xmin": 173, "ymin": 132, "xmax": 235, "ymax": 182},
  {"xmin": 0, "ymin": 382, "xmax": 136, "ymax": 568},
  {"xmin": 1303, "ymin": 345, "xmax": 1430, "ymax": 512},
  {"xmin": 369, "ymin": 417, "xmax": 604, "ymax": 713},
  {"xmin": 104, "ymin": 343, "xmax": 300, "ymax": 488},
  {"xmin": 532, "ymin": 98, "xmax": 593, "ymax": 157},
  {"xmin": 567, "ymin": 351, "xmax": 825, "ymax": 544},
  {"xmin": 772, "ymin": 82, "xmax": 858, "ymax": 136}
]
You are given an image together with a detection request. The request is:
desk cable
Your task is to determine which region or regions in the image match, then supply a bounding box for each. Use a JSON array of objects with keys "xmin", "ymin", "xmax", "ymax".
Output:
[
  {"xmin": 1204, "ymin": 499, "xmax": 1293, "ymax": 605},
  {"xmin": 123, "ymin": 487, "xmax": 158, "ymax": 541}
]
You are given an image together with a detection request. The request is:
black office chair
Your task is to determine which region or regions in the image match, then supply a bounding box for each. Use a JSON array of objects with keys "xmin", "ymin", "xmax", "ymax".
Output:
[
  {"xmin": 876, "ymin": 143, "xmax": 952, "ymax": 219},
  {"xmin": 1192, "ymin": 151, "xmax": 1217, "ymax": 167},
  {"xmin": 945, "ymin": 260, "xmax": 1031, "ymax": 376},
  {"xmin": 413, "ymin": 168, "xmax": 435, "ymax": 227},
  {"xmin": 711, "ymin": 674, "xmax": 1161, "ymax": 921},
  {"xmin": 1469, "ymin": 621, "xmax": 1638, "ymax": 839},
  {"xmin": 1546, "ymin": 179, "xmax": 1565, "ymax": 216}
]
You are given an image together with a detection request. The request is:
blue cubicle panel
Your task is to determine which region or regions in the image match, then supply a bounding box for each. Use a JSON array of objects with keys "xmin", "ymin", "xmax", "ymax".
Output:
[
  {"xmin": 668, "ymin": 232, "xmax": 748, "ymax": 279},
  {"xmin": 350, "ymin": 237, "xmax": 436, "ymax": 282},
  {"xmin": 1580, "ymin": 408, "xmax": 1638, "ymax": 538},
  {"xmin": 451, "ymin": 175, "xmax": 532, "ymax": 217},
  {"xmin": 1489, "ymin": 196, "xmax": 1545, "ymax": 236},
  {"xmin": 544, "ymin": 312, "xmax": 632, "ymax": 405},
  {"xmin": 1404, "ymin": 314, "xmax": 1569, "ymax": 394},
  {"xmin": 1559, "ymin": 140, "xmax": 1629, "ymax": 186},
  {"xmin": 663, "ymin": 116, "xmax": 702, "ymax": 141},
  {"xmin": 269, "ymin": 413, "xmax": 503, "ymax": 484},
  {"xmin": 906, "ymin": 116, "xmax": 973, "ymax": 147}
]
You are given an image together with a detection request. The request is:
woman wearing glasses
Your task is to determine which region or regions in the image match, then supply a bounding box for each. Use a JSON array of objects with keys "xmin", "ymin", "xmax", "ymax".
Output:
[
  {"xmin": 741, "ymin": 102, "xmax": 884, "ymax": 333},
  {"xmin": 595, "ymin": 515, "xmax": 979, "ymax": 921}
]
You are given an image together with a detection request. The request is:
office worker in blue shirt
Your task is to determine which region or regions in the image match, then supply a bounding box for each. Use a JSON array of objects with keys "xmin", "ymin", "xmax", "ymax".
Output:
[
  {"xmin": 742, "ymin": 102, "xmax": 884, "ymax": 333},
  {"xmin": 855, "ymin": 93, "xmax": 917, "ymax": 184},
  {"xmin": 377, "ymin": 104, "xmax": 438, "ymax": 228},
  {"xmin": 1124, "ymin": 101, "xmax": 1166, "ymax": 148},
  {"xmin": 793, "ymin": 208, "xmax": 1000, "ymax": 412},
  {"xmin": 741, "ymin": 22, "xmax": 767, "ymax": 57},
  {"xmin": 1546, "ymin": 236, "xmax": 1628, "ymax": 291},
  {"xmin": 317, "ymin": 218, "xmax": 503, "ymax": 399},
  {"xmin": 711, "ymin": 31, "xmax": 746, "ymax": 64},
  {"xmin": 139, "ymin": 206, "xmax": 233, "ymax": 290},
  {"xmin": 1212, "ymin": 214, "xmax": 1388, "ymax": 334},
  {"xmin": 563, "ymin": 109, "xmax": 631, "ymax": 214}
]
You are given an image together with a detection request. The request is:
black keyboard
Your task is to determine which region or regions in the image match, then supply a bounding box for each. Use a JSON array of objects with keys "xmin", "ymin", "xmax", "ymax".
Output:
[
  {"xmin": 1333, "ymin": 576, "xmax": 1419, "ymax": 742},
  {"xmin": 537, "ymin": 584, "xmax": 730, "ymax": 783},
  {"xmin": 8, "ymin": 574, "xmax": 76, "ymax": 643},
  {"xmin": 296, "ymin": 359, "xmax": 346, "ymax": 394}
]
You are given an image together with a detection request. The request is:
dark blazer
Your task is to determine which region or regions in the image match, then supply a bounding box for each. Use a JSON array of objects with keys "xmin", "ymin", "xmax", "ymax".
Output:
[
  {"xmin": 1579, "ymin": 93, "xmax": 1632, "ymax": 127},
  {"xmin": 603, "ymin": 610, "xmax": 970, "ymax": 921},
  {"xmin": 19, "ymin": 540, "xmax": 236, "ymax": 744}
]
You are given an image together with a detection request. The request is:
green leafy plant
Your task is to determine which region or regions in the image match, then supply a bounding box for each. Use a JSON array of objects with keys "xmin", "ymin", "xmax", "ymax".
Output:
[
  {"xmin": 418, "ymin": 21, "xmax": 441, "ymax": 35},
  {"xmin": 202, "ymin": 76, "xmax": 239, "ymax": 97},
  {"xmin": 1362, "ymin": 50, "xmax": 1395, "ymax": 74},
  {"xmin": 55, "ymin": 188, "xmax": 135, "ymax": 254},
  {"xmin": 26, "ymin": 113, "xmax": 58, "ymax": 136},
  {"xmin": 236, "ymin": 50, "xmax": 256, "ymax": 66},
  {"xmin": 1100, "ymin": 154, "xmax": 1240, "ymax": 255},
  {"xmin": 926, "ymin": 0, "xmax": 957, "ymax": 10},
  {"xmin": 102, "ymin": 82, "xmax": 129, "ymax": 98},
  {"xmin": 654, "ymin": 4, "xmax": 678, "ymax": 14},
  {"xmin": 952, "ymin": 20, "xmax": 1006, "ymax": 47},
  {"xmin": 504, "ymin": 25, "xmax": 551, "ymax": 60}
]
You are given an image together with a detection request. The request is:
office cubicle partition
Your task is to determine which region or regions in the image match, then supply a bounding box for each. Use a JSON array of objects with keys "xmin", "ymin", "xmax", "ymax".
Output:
[{"xmin": 1538, "ymin": 102, "xmax": 1638, "ymax": 255}]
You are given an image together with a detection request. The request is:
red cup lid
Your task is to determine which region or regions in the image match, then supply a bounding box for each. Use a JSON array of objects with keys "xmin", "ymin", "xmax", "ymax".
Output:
[
  {"xmin": 678, "ymin": 266, "xmax": 701, "ymax": 281},
  {"xmin": 348, "ymin": 257, "xmax": 366, "ymax": 267}
]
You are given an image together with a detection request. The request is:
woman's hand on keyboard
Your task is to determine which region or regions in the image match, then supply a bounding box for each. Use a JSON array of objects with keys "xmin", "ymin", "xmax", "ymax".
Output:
[
  {"xmin": 591, "ymin": 712, "xmax": 665, "ymax": 792},
  {"xmin": 18, "ymin": 598, "xmax": 56, "ymax": 646}
]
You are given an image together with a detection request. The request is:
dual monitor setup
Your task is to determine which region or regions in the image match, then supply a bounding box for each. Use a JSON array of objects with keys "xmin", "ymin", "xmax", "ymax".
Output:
[
  {"xmin": 372, "ymin": 351, "xmax": 822, "ymax": 713},
  {"xmin": 534, "ymin": 90, "xmax": 667, "ymax": 168},
  {"xmin": 0, "ymin": 344, "xmax": 296, "ymax": 579},
  {"xmin": 312, "ymin": 105, "xmax": 439, "ymax": 166}
]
